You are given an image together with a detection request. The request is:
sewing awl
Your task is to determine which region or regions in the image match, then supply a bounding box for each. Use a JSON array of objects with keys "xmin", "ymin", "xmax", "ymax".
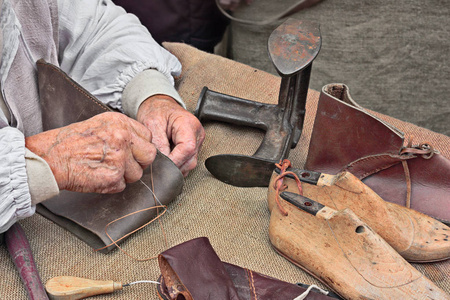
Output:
[{"xmin": 45, "ymin": 276, "xmax": 159, "ymax": 299}]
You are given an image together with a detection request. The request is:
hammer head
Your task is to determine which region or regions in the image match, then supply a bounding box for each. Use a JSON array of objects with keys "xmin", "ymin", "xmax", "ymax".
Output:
[
  {"xmin": 205, "ymin": 154, "xmax": 277, "ymax": 187},
  {"xmin": 269, "ymin": 19, "xmax": 321, "ymax": 76}
]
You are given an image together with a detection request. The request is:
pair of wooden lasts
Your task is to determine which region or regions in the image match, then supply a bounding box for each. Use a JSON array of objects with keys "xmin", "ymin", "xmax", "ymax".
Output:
[{"xmin": 268, "ymin": 159, "xmax": 450, "ymax": 299}]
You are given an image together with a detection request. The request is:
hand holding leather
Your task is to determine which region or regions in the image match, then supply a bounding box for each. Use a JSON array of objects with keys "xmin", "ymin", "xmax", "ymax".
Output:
[
  {"xmin": 25, "ymin": 112, "xmax": 156, "ymax": 194},
  {"xmin": 137, "ymin": 95, "xmax": 205, "ymax": 176}
]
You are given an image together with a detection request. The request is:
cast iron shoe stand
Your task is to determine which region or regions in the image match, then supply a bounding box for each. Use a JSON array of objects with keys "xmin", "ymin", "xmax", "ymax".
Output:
[{"xmin": 195, "ymin": 19, "xmax": 320, "ymax": 187}]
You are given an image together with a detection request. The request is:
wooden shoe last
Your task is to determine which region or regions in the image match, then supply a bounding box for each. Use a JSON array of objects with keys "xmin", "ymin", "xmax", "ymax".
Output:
[
  {"xmin": 268, "ymin": 193, "xmax": 450, "ymax": 299},
  {"xmin": 268, "ymin": 164, "xmax": 450, "ymax": 263}
]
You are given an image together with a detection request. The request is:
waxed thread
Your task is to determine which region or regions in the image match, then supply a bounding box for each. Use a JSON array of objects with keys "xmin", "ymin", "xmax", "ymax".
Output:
[
  {"xmin": 293, "ymin": 284, "xmax": 329, "ymax": 300},
  {"xmin": 398, "ymin": 138, "xmax": 436, "ymax": 209},
  {"xmin": 274, "ymin": 159, "xmax": 304, "ymax": 216},
  {"xmin": 124, "ymin": 280, "xmax": 160, "ymax": 286},
  {"xmin": 95, "ymin": 164, "xmax": 170, "ymax": 261},
  {"xmin": 141, "ymin": 167, "xmax": 169, "ymax": 248}
]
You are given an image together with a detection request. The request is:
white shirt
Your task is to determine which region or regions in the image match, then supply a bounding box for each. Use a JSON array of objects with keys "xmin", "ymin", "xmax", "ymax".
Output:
[{"xmin": 0, "ymin": 0, "xmax": 185, "ymax": 233}]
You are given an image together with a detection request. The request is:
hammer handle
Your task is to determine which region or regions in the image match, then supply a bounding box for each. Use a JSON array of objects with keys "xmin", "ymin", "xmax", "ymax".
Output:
[
  {"xmin": 5, "ymin": 223, "xmax": 49, "ymax": 300},
  {"xmin": 195, "ymin": 87, "xmax": 278, "ymax": 128}
]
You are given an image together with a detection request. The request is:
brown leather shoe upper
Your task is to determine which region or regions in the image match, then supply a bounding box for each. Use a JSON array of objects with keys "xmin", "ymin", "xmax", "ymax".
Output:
[{"xmin": 305, "ymin": 84, "xmax": 450, "ymax": 224}]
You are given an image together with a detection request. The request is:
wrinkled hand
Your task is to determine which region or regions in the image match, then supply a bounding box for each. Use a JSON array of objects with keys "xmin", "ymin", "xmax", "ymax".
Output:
[
  {"xmin": 25, "ymin": 112, "xmax": 156, "ymax": 193},
  {"xmin": 219, "ymin": 0, "xmax": 253, "ymax": 11},
  {"xmin": 137, "ymin": 95, "xmax": 205, "ymax": 177}
]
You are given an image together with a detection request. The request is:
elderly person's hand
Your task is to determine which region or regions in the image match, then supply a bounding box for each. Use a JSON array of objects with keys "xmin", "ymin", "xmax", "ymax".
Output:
[
  {"xmin": 25, "ymin": 112, "xmax": 156, "ymax": 193},
  {"xmin": 137, "ymin": 95, "xmax": 205, "ymax": 177},
  {"xmin": 219, "ymin": 0, "xmax": 253, "ymax": 11}
]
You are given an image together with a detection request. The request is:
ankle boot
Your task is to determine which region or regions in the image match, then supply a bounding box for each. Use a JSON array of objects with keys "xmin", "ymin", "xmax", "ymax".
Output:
[
  {"xmin": 304, "ymin": 84, "xmax": 450, "ymax": 225},
  {"xmin": 268, "ymin": 192, "xmax": 450, "ymax": 300},
  {"xmin": 268, "ymin": 161, "xmax": 450, "ymax": 263}
]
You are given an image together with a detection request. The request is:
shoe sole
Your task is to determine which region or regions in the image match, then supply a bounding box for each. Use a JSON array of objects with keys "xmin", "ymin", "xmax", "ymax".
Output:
[{"xmin": 271, "ymin": 244, "xmax": 345, "ymax": 300}]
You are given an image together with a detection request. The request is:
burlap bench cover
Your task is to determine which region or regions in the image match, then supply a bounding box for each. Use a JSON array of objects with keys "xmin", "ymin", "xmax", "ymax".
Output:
[{"xmin": 1, "ymin": 43, "xmax": 448, "ymax": 299}]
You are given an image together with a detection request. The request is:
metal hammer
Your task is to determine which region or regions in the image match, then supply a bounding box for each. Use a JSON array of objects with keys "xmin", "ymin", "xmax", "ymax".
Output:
[{"xmin": 195, "ymin": 19, "xmax": 321, "ymax": 187}]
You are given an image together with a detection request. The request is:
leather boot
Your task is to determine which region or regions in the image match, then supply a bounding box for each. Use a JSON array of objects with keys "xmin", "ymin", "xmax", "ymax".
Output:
[
  {"xmin": 268, "ymin": 192, "xmax": 450, "ymax": 300},
  {"xmin": 268, "ymin": 160, "xmax": 450, "ymax": 263},
  {"xmin": 304, "ymin": 84, "xmax": 450, "ymax": 225},
  {"xmin": 156, "ymin": 237, "xmax": 335, "ymax": 300}
]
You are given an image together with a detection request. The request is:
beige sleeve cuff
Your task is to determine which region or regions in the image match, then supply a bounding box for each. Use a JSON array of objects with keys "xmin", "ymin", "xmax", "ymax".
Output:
[
  {"xmin": 122, "ymin": 69, "xmax": 185, "ymax": 119},
  {"xmin": 25, "ymin": 149, "xmax": 60, "ymax": 205}
]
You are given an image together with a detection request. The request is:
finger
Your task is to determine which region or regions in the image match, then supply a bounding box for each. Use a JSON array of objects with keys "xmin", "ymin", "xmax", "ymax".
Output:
[
  {"xmin": 123, "ymin": 153, "xmax": 145, "ymax": 183},
  {"xmin": 128, "ymin": 117, "xmax": 152, "ymax": 142},
  {"xmin": 178, "ymin": 154, "xmax": 199, "ymax": 177},
  {"xmin": 168, "ymin": 137, "xmax": 197, "ymax": 168},
  {"xmin": 96, "ymin": 170, "xmax": 127, "ymax": 194},
  {"xmin": 129, "ymin": 129, "xmax": 157, "ymax": 168},
  {"xmin": 169, "ymin": 123, "xmax": 205, "ymax": 168},
  {"xmin": 150, "ymin": 127, "xmax": 171, "ymax": 157},
  {"xmin": 105, "ymin": 178, "xmax": 127, "ymax": 194}
]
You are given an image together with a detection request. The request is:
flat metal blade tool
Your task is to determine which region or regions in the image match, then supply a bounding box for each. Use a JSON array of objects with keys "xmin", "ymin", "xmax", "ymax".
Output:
[{"xmin": 195, "ymin": 19, "xmax": 321, "ymax": 187}]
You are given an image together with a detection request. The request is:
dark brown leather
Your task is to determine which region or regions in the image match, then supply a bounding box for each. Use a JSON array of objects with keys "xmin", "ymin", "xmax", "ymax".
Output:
[
  {"xmin": 157, "ymin": 237, "xmax": 335, "ymax": 300},
  {"xmin": 35, "ymin": 59, "xmax": 184, "ymax": 253},
  {"xmin": 305, "ymin": 84, "xmax": 450, "ymax": 224}
]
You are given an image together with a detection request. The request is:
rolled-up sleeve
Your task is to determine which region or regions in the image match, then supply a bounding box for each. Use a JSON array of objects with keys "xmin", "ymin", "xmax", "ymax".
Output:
[
  {"xmin": 122, "ymin": 69, "xmax": 185, "ymax": 119},
  {"xmin": 0, "ymin": 127, "xmax": 35, "ymax": 233},
  {"xmin": 57, "ymin": 0, "xmax": 184, "ymax": 113}
]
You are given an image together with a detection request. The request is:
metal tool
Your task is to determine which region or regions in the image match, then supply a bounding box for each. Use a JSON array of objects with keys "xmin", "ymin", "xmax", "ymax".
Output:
[
  {"xmin": 195, "ymin": 19, "xmax": 321, "ymax": 187},
  {"xmin": 5, "ymin": 223, "xmax": 49, "ymax": 300},
  {"xmin": 280, "ymin": 192, "xmax": 325, "ymax": 216}
]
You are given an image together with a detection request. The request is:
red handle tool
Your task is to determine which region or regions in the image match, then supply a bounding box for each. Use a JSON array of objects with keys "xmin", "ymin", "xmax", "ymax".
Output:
[{"xmin": 5, "ymin": 223, "xmax": 49, "ymax": 300}]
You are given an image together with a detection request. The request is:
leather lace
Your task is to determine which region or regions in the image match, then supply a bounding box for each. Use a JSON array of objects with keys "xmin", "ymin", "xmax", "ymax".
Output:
[
  {"xmin": 399, "ymin": 140, "xmax": 436, "ymax": 160},
  {"xmin": 399, "ymin": 139, "xmax": 436, "ymax": 208},
  {"xmin": 273, "ymin": 159, "xmax": 304, "ymax": 216}
]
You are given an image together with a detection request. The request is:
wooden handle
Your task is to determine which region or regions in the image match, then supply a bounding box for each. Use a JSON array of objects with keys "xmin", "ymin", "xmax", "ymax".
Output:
[
  {"xmin": 5, "ymin": 223, "xmax": 49, "ymax": 300},
  {"xmin": 45, "ymin": 276, "xmax": 123, "ymax": 300}
]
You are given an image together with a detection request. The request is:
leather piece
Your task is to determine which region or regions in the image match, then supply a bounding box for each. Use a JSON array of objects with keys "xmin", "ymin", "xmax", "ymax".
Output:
[
  {"xmin": 35, "ymin": 60, "xmax": 184, "ymax": 252},
  {"xmin": 305, "ymin": 84, "xmax": 450, "ymax": 224},
  {"xmin": 158, "ymin": 237, "xmax": 241, "ymax": 300},
  {"xmin": 157, "ymin": 237, "xmax": 336, "ymax": 300}
]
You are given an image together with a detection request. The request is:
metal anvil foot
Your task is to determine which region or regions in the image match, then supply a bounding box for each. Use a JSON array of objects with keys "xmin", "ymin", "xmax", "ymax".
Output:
[{"xmin": 195, "ymin": 19, "xmax": 321, "ymax": 187}]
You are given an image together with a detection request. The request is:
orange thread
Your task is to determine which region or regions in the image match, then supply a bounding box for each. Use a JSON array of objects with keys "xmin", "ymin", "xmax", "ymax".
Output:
[
  {"xmin": 95, "ymin": 164, "xmax": 170, "ymax": 261},
  {"xmin": 273, "ymin": 160, "xmax": 291, "ymax": 216},
  {"xmin": 151, "ymin": 165, "xmax": 168, "ymax": 249},
  {"xmin": 247, "ymin": 269, "xmax": 257, "ymax": 300},
  {"xmin": 273, "ymin": 159, "xmax": 304, "ymax": 216},
  {"xmin": 95, "ymin": 205, "xmax": 168, "ymax": 261},
  {"xmin": 245, "ymin": 269, "xmax": 253, "ymax": 300}
]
